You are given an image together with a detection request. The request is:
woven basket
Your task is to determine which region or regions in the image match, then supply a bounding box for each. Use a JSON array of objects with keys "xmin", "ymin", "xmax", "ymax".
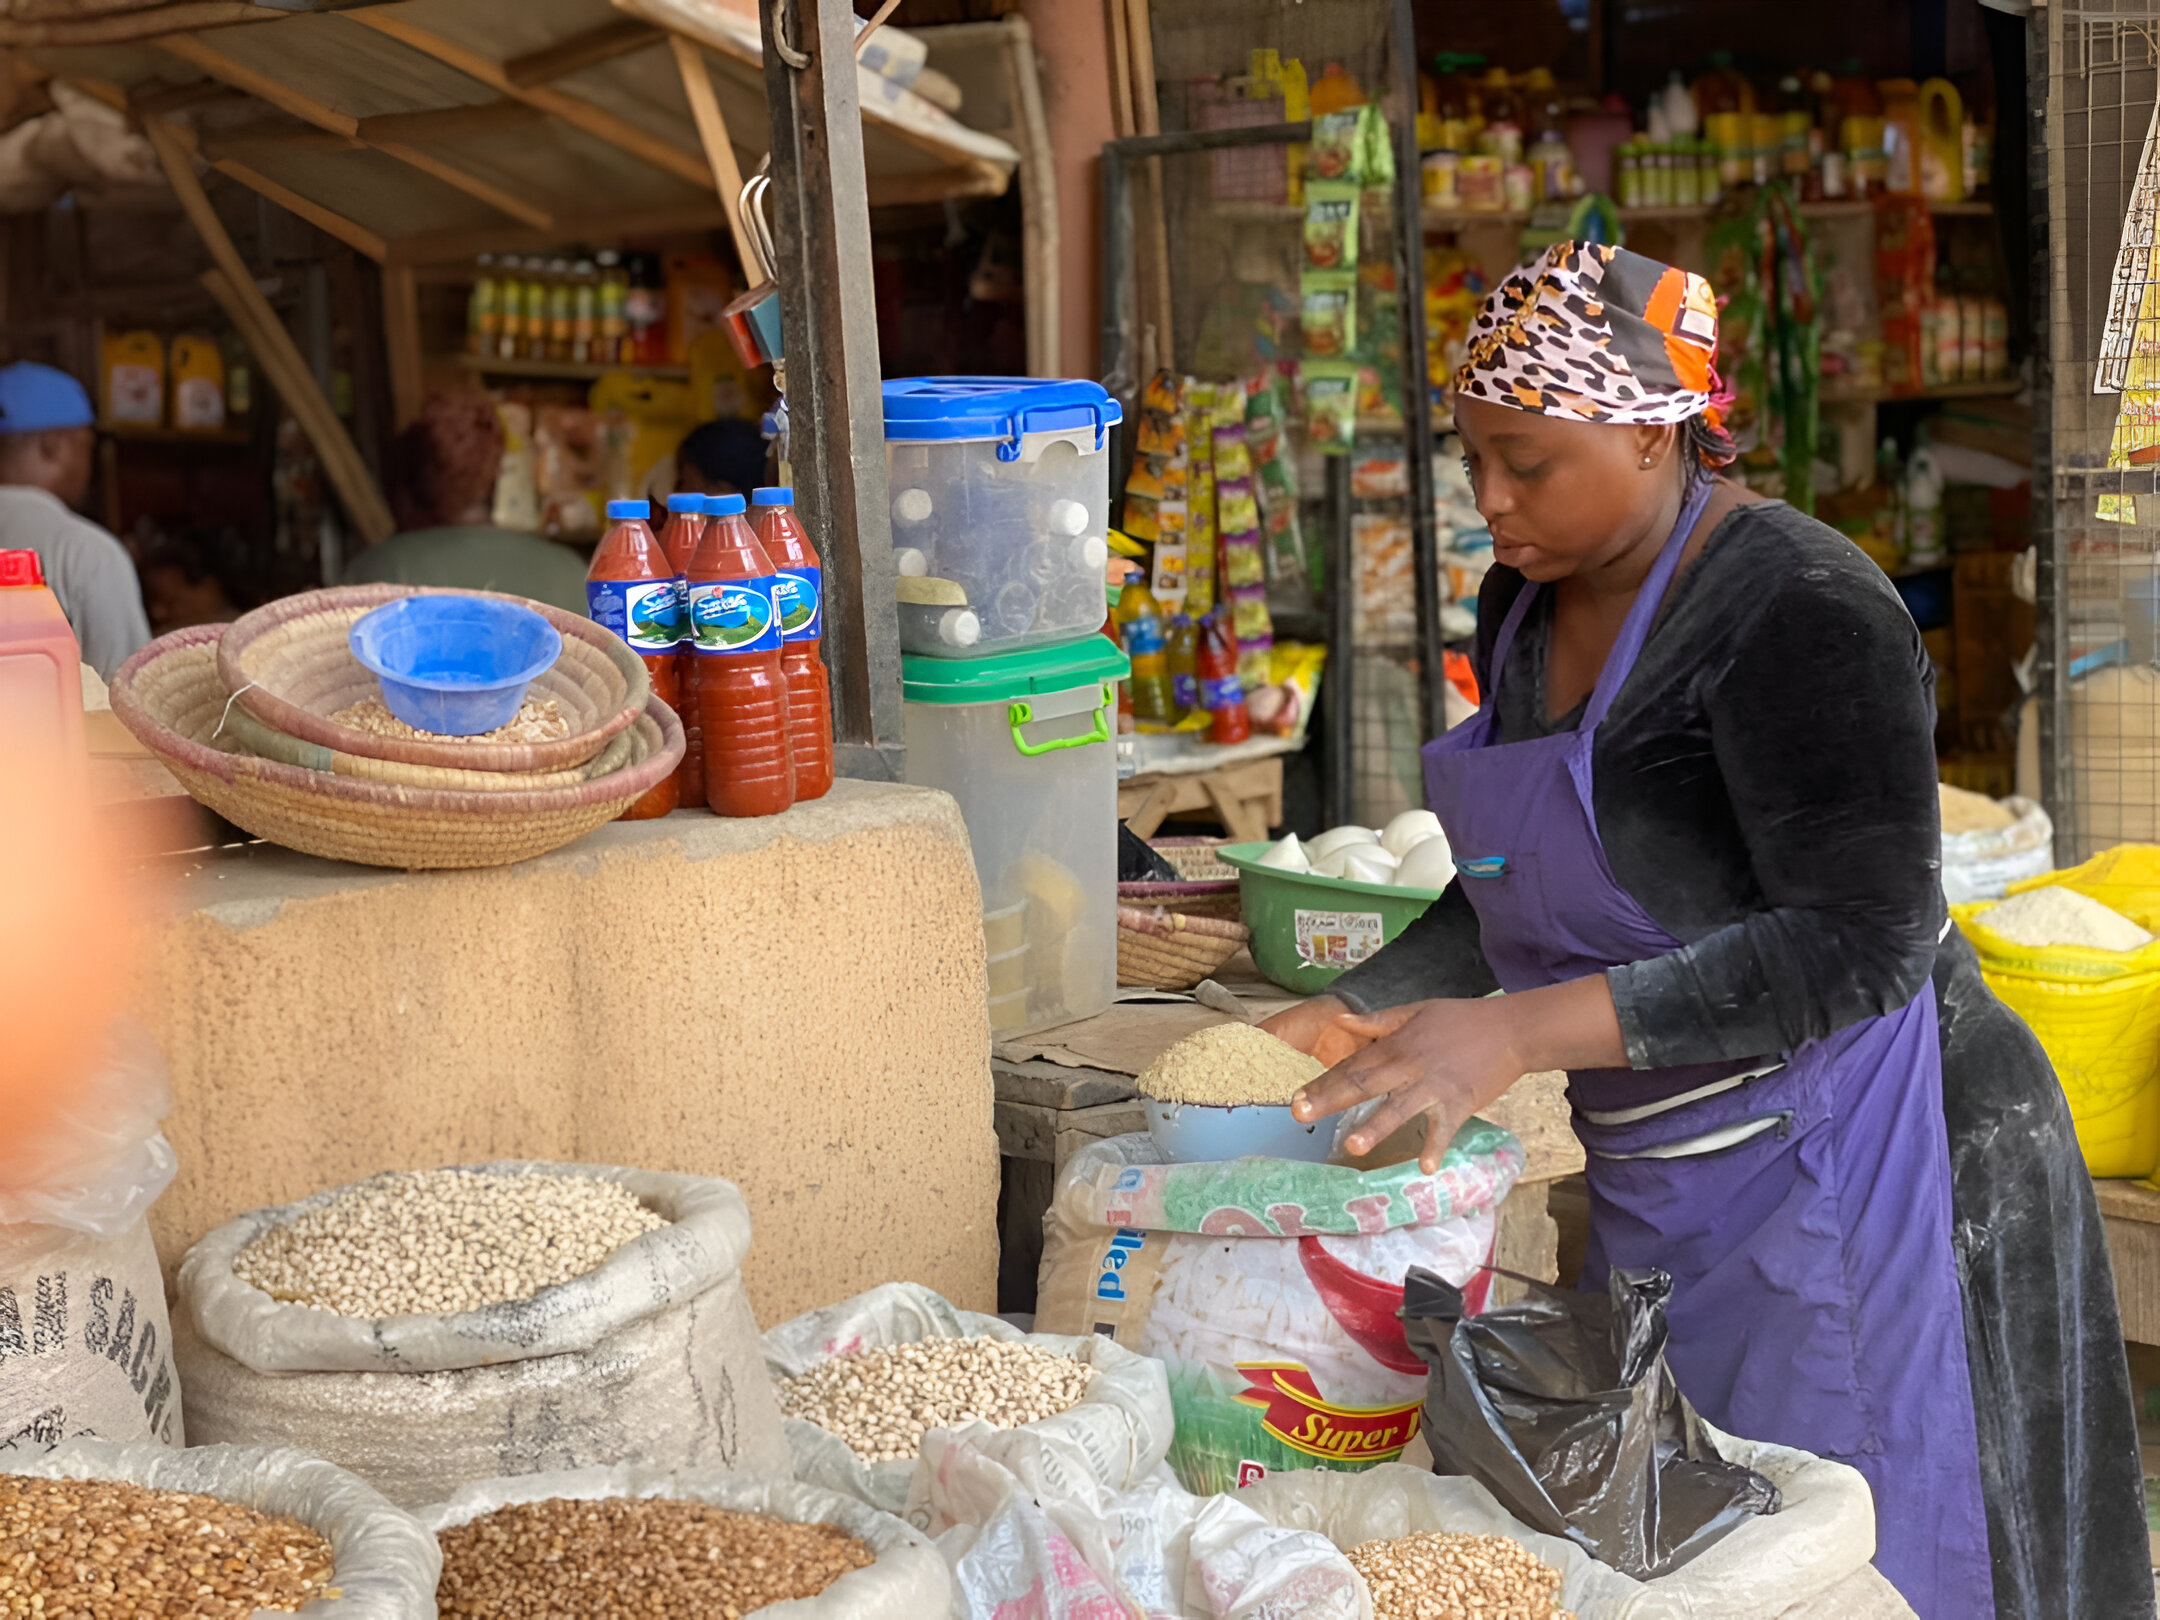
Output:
[
  {"xmin": 1117, "ymin": 905, "xmax": 1250, "ymax": 990},
  {"xmin": 114, "ymin": 627, "xmax": 684, "ymax": 870},
  {"xmin": 218, "ymin": 584, "xmax": 648, "ymax": 774},
  {"xmin": 1120, "ymin": 836, "xmax": 1242, "ymax": 922}
]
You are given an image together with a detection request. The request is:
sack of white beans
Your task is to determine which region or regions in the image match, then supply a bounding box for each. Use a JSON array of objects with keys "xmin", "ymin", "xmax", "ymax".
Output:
[
  {"xmin": 5, "ymin": 1436, "xmax": 441, "ymax": 1617},
  {"xmin": 174, "ymin": 1162, "xmax": 787, "ymax": 1509},
  {"xmin": 421, "ymin": 1465, "xmax": 951, "ymax": 1619},
  {"xmin": 0, "ymin": 1024, "xmax": 184, "ymax": 1457},
  {"xmin": 763, "ymin": 1280, "xmax": 1174, "ymax": 1523}
]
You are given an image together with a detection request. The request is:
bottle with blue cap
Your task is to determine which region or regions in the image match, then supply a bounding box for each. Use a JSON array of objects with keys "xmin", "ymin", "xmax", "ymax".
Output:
[
  {"xmin": 586, "ymin": 497, "xmax": 681, "ymax": 819},
  {"xmin": 751, "ymin": 485, "xmax": 831, "ymax": 800},
  {"xmin": 687, "ymin": 492, "xmax": 794, "ymax": 816},
  {"xmin": 658, "ymin": 492, "xmax": 710, "ymax": 810}
]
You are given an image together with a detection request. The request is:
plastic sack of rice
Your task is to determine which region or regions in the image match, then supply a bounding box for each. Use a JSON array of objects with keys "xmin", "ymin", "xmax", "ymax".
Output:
[
  {"xmin": 1033, "ymin": 1125, "xmax": 1522, "ymax": 1494},
  {"xmin": 1937, "ymin": 786, "xmax": 2053, "ymax": 904},
  {"xmin": 4, "ymin": 1436, "xmax": 441, "ymax": 1617},
  {"xmin": 174, "ymin": 1161, "xmax": 788, "ymax": 1509},
  {"xmin": 763, "ymin": 1279, "xmax": 1173, "ymax": 1521}
]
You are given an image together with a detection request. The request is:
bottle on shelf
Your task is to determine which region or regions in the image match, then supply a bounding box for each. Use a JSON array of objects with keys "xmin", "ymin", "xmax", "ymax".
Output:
[
  {"xmin": 1197, "ymin": 611, "xmax": 1250, "ymax": 745},
  {"xmin": 658, "ymin": 492, "xmax": 708, "ymax": 810},
  {"xmin": 467, "ymin": 254, "xmax": 499, "ymax": 358},
  {"xmin": 496, "ymin": 255, "xmax": 526, "ymax": 361},
  {"xmin": 596, "ymin": 250, "xmax": 630, "ymax": 365},
  {"xmin": 521, "ymin": 258, "xmax": 552, "ymax": 362},
  {"xmin": 751, "ymin": 486, "xmax": 833, "ymax": 802},
  {"xmin": 544, "ymin": 257, "xmax": 574, "ymax": 363},
  {"xmin": 570, "ymin": 259, "xmax": 598, "ymax": 365},
  {"xmin": 1165, "ymin": 611, "xmax": 1199, "ymax": 717},
  {"xmin": 1114, "ymin": 578, "xmax": 1177, "ymax": 726},
  {"xmin": 627, "ymin": 254, "xmax": 665, "ymax": 367},
  {"xmin": 688, "ymin": 492, "xmax": 794, "ymax": 817},
  {"xmin": 586, "ymin": 499, "xmax": 682, "ymax": 820}
]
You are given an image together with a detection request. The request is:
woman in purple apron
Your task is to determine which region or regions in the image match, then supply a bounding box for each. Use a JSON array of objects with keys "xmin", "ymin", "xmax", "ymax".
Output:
[{"xmin": 1266, "ymin": 243, "xmax": 2150, "ymax": 1620}]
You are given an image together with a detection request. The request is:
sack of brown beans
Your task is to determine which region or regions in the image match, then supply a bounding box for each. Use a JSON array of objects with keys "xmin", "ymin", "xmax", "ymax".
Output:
[
  {"xmin": 419, "ymin": 1463, "xmax": 952, "ymax": 1618},
  {"xmin": 0, "ymin": 1025, "xmax": 184, "ymax": 1456},
  {"xmin": 1233, "ymin": 1440, "xmax": 1902, "ymax": 1619},
  {"xmin": 763, "ymin": 1281, "xmax": 1174, "ymax": 1521},
  {"xmin": 3, "ymin": 1435, "xmax": 441, "ymax": 1616},
  {"xmin": 173, "ymin": 1162, "xmax": 788, "ymax": 1508}
]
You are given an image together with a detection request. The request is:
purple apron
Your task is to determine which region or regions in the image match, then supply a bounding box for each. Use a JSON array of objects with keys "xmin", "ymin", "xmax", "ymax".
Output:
[{"xmin": 1420, "ymin": 484, "xmax": 1994, "ymax": 1618}]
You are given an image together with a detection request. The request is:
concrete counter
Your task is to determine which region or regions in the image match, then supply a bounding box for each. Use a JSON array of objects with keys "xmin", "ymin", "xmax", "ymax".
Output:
[{"xmin": 138, "ymin": 779, "xmax": 998, "ymax": 1325}]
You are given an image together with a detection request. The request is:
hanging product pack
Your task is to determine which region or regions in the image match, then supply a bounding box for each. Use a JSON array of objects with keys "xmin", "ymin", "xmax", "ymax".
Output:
[{"xmin": 1402, "ymin": 1264, "xmax": 1781, "ymax": 1580}]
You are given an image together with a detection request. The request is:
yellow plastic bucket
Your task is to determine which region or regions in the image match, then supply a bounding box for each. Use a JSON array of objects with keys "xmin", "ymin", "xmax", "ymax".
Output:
[{"xmin": 1953, "ymin": 846, "xmax": 2160, "ymax": 1177}]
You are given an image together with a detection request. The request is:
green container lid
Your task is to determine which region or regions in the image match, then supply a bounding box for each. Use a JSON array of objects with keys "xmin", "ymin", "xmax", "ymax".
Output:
[{"xmin": 902, "ymin": 636, "xmax": 1130, "ymax": 705}]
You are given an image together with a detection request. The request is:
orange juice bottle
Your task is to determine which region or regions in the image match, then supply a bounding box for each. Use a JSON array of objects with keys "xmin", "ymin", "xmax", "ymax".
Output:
[{"xmin": 750, "ymin": 486, "xmax": 833, "ymax": 803}]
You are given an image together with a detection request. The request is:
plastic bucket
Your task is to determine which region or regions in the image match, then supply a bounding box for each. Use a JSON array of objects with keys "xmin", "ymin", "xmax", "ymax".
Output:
[
  {"xmin": 349, "ymin": 594, "xmax": 562, "ymax": 735},
  {"xmin": 1143, "ymin": 1098, "xmax": 1334, "ymax": 1163},
  {"xmin": 1218, "ymin": 841, "xmax": 1446, "ymax": 994}
]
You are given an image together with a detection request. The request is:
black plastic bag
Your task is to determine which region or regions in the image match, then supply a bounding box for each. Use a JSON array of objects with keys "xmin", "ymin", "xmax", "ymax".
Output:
[
  {"xmin": 1401, "ymin": 1264, "xmax": 1781, "ymax": 1579},
  {"xmin": 1117, "ymin": 822, "xmax": 1179, "ymax": 882}
]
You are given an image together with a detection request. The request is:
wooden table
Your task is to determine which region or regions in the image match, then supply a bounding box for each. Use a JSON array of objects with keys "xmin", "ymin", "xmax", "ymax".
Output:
[
  {"xmin": 2095, "ymin": 1177, "xmax": 2160, "ymax": 1345},
  {"xmin": 1118, "ymin": 755, "xmax": 1283, "ymax": 842}
]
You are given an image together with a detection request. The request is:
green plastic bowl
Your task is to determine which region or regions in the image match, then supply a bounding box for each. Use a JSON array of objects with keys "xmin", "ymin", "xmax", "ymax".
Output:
[{"xmin": 1218, "ymin": 840, "xmax": 1447, "ymax": 994}]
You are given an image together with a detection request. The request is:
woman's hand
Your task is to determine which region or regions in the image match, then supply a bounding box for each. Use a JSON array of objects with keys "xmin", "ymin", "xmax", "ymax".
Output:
[
  {"xmin": 1287, "ymin": 975, "xmax": 1630, "ymax": 1173},
  {"xmin": 1256, "ymin": 995, "xmax": 1374, "ymax": 1070}
]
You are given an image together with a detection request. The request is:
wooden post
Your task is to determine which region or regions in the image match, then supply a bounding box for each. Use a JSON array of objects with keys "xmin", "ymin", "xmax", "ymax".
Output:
[
  {"xmin": 381, "ymin": 265, "xmax": 423, "ymax": 432},
  {"xmin": 668, "ymin": 32, "xmax": 759, "ymax": 287},
  {"xmin": 1121, "ymin": 0, "xmax": 1173, "ymax": 371},
  {"xmin": 145, "ymin": 119, "xmax": 396, "ymax": 546}
]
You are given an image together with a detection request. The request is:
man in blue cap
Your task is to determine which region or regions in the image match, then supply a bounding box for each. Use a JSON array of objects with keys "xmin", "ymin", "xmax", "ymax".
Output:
[{"xmin": 0, "ymin": 362, "xmax": 148, "ymax": 679}]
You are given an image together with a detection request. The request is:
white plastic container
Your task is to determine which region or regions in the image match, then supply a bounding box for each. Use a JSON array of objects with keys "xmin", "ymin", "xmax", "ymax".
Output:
[
  {"xmin": 903, "ymin": 638, "xmax": 1128, "ymax": 1034},
  {"xmin": 883, "ymin": 377, "xmax": 1123, "ymax": 658}
]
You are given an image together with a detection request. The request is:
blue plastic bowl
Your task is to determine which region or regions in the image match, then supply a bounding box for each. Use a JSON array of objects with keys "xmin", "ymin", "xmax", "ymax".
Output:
[
  {"xmin": 1144, "ymin": 1098, "xmax": 1335, "ymax": 1164},
  {"xmin": 348, "ymin": 595, "xmax": 562, "ymax": 736}
]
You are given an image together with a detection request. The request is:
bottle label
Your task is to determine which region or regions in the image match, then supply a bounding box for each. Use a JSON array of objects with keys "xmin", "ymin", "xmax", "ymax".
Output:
[
  {"xmin": 688, "ymin": 575, "xmax": 783, "ymax": 654},
  {"xmin": 1202, "ymin": 674, "xmax": 1243, "ymax": 709},
  {"xmin": 588, "ymin": 576, "xmax": 683, "ymax": 650},
  {"xmin": 1172, "ymin": 673, "xmax": 1199, "ymax": 710},
  {"xmin": 773, "ymin": 566, "xmax": 822, "ymax": 641},
  {"xmin": 1124, "ymin": 619, "xmax": 1165, "ymax": 658}
]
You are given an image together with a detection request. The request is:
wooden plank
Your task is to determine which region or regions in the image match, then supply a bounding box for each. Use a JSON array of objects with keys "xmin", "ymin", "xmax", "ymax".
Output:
[
  {"xmin": 992, "ymin": 1056, "xmax": 1140, "ymax": 1112},
  {"xmin": 1487, "ymin": 1181, "xmax": 1560, "ymax": 1307},
  {"xmin": 383, "ymin": 200, "xmax": 730, "ymax": 266},
  {"xmin": 2100, "ymin": 1181, "xmax": 2160, "ymax": 1346},
  {"xmin": 865, "ymin": 162, "xmax": 1009, "ymax": 206},
  {"xmin": 380, "ymin": 264, "xmax": 422, "ymax": 431},
  {"xmin": 668, "ymin": 32, "xmax": 756, "ymax": 284},
  {"xmin": 348, "ymin": 10, "xmax": 711, "ymax": 190},
  {"xmin": 0, "ymin": 3, "xmax": 271, "ymax": 47},
  {"xmin": 368, "ymin": 138, "xmax": 553, "ymax": 230},
  {"xmin": 129, "ymin": 79, "xmax": 249, "ymax": 118},
  {"xmin": 356, "ymin": 103, "xmax": 543, "ymax": 146},
  {"xmin": 209, "ymin": 157, "xmax": 388, "ymax": 261},
  {"xmin": 506, "ymin": 18, "xmax": 663, "ymax": 88},
  {"xmin": 1000, "ymin": 16, "xmax": 1058, "ymax": 375}
]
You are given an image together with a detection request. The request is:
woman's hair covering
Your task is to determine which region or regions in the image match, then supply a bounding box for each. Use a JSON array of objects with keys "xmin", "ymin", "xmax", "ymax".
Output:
[
  {"xmin": 677, "ymin": 417, "xmax": 768, "ymax": 494},
  {"xmin": 1453, "ymin": 241, "xmax": 1737, "ymax": 466},
  {"xmin": 383, "ymin": 392, "xmax": 506, "ymax": 531}
]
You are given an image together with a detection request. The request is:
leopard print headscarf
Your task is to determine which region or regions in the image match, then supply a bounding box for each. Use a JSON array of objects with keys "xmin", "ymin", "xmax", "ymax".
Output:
[{"xmin": 1452, "ymin": 241, "xmax": 1736, "ymax": 464}]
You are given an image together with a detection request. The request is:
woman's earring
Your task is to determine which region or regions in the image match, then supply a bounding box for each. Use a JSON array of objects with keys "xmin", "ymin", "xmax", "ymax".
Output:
[{"xmin": 1640, "ymin": 455, "xmax": 1653, "ymax": 467}]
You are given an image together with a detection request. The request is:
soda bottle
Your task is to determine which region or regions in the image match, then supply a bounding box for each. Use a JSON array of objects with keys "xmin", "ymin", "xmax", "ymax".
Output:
[
  {"xmin": 545, "ymin": 257, "xmax": 574, "ymax": 362},
  {"xmin": 1165, "ymin": 611, "xmax": 1199, "ymax": 718},
  {"xmin": 1114, "ymin": 578, "xmax": 1176, "ymax": 725},
  {"xmin": 687, "ymin": 492, "xmax": 794, "ymax": 816},
  {"xmin": 521, "ymin": 258, "xmax": 551, "ymax": 362},
  {"xmin": 658, "ymin": 492, "xmax": 708, "ymax": 810},
  {"xmin": 751, "ymin": 485, "xmax": 833, "ymax": 802},
  {"xmin": 586, "ymin": 499, "xmax": 682, "ymax": 819},
  {"xmin": 1197, "ymin": 610, "xmax": 1251, "ymax": 744},
  {"xmin": 467, "ymin": 254, "xmax": 498, "ymax": 358},
  {"xmin": 596, "ymin": 250, "xmax": 630, "ymax": 364}
]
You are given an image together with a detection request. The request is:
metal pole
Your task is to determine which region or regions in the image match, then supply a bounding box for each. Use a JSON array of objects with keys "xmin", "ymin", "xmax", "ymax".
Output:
[
  {"xmin": 761, "ymin": 0, "xmax": 905, "ymax": 781},
  {"xmin": 1393, "ymin": 0, "xmax": 1445, "ymax": 744}
]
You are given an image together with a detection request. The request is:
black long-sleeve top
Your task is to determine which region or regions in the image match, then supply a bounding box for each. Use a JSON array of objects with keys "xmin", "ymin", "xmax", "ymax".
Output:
[{"xmin": 1330, "ymin": 499, "xmax": 1948, "ymax": 1071}]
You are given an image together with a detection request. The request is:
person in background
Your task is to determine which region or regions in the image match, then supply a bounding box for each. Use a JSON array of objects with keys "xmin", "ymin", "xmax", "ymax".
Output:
[
  {"xmin": 0, "ymin": 362, "xmax": 148, "ymax": 679},
  {"xmin": 345, "ymin": 391, "xmax": 589, "ymax": 616},
  {"xmin": 139, "ymin": 537, "xmax": 241, "ymax": 635},
  {"xmin": 672, "ymin": 417, "xmax": 769, "ymax": 500}
]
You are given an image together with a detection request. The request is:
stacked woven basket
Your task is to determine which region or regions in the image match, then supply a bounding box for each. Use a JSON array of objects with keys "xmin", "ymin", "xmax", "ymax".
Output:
[
  {"xmin": 1117, "ymin": 837, "xmax": 1250, "ymax": 990},
  {"xmin": 111, "ymin": 585, "xmax": 684, "ymax": 869}
]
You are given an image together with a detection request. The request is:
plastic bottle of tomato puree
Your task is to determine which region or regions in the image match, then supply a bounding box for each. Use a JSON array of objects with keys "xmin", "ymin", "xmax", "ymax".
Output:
[
  {"xmin": 749, "ymin": 486, "xmax": 832, "ymax": 802},
  {"xmin": 658, "ymin": 493, "xmax": 708, "ymax": 810},
  {"xmin": 586, "ymin": 499, "xmax": 680, "ymax": 819},
  {"xmin": 687, "ymin": 493, "xmax": 794, "ymax": 816}
]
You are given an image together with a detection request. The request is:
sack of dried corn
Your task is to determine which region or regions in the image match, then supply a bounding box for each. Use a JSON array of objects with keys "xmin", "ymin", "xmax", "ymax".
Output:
[
  {"xmin": 762, "ymin": 1280, "xmax": 1174, "ymax": 1522},
  {"xmin": 0, "ymin": 1024, "xmax": 183, "ymax": 1457},
  {"xmin": 421, "ymin": 1464, "xmax": 951, "ymax": 1619},
  {"xmin": 173, "ymin": 1162, "xmax": 787, "ymax": 1509},
  {"xmin": 4, "ymin": 1436, "xmax": 441, "ymax": 1618}
]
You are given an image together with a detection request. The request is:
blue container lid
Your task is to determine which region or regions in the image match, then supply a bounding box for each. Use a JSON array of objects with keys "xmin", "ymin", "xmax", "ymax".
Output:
[
  {"xmin": 704, "ymin": 493, "xmax": 747, "ymax": 517},
  {"xmin": 882, "ymin": 377, "xmax": 1122, "ymax": 459},
  {"xmin": 665, "ymin": 493, "xmax": 703, "ymax": 514},
  {"xmin": 606, "ymin": 499, "xmax": 649, "ymax": 520},
  {"xmin": 751, "ymin": 486, "xmax": 793, "ymax": 506}
]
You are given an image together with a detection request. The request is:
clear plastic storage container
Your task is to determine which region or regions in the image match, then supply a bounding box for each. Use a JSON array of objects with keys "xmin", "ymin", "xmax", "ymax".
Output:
[
  {"xmin": 883, "ymin": 377, "xmax": 1123, "ymax": 658},
  {"xmin": 903, "ymin": 638, "xmax": 1129, "ymax": 1035}
]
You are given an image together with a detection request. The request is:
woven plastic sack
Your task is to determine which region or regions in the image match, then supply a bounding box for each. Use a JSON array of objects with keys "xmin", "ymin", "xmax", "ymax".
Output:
[
  {"xmin": 914, "ymin": 1431, "xmax": 1366, "ymax": 1620},
  {"xmin": 763, "ymin": 1280, "xmax": 1173, "ymax": 1522},
  {"xmin": 1954, "ymin": 846, "xmax": 2160, "ymax": 1175},
  {"xmin": 1035, "ymin": 1124, "xmax": 1520, "ymax": 1494},
  {"xmin": 5, "ymin": 1437, "xmax": 441, "ymax": 1617},
  {"xmin": 1940, "ymin": 794, "xmax": 2053, "ymax": 904},
  {"xmin": 176, "ymin": 1162, "xmax": 787, "ymax": 1508},
  {"xmin": 1235, "ymin": 1439, "xmax": 1912, "ymax": 1620},
  {"xmin": 420, "ymin": 1463, "xmax": 952, "ymax": 1619}
]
